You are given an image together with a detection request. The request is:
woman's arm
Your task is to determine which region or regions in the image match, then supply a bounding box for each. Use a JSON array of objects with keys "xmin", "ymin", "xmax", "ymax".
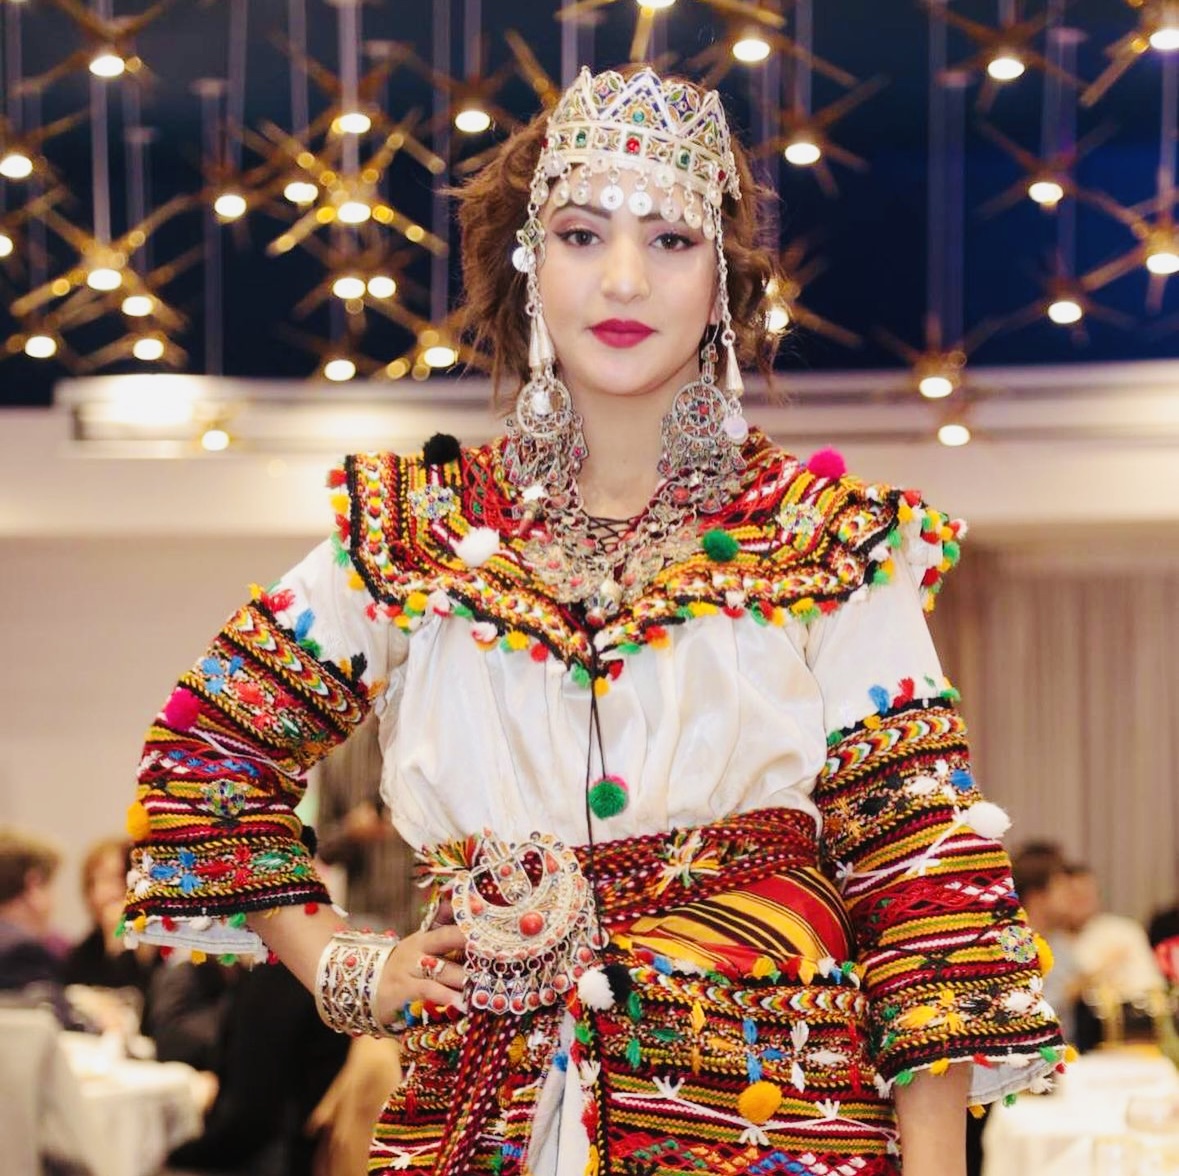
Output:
[{"xmin": 893, "ymin": 1066, "xmax": 970, "ymax": 1176}]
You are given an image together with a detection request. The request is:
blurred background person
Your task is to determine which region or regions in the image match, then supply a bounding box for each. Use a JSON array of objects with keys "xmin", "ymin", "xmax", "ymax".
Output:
[{"xmin": 63, "ymin": 835, "xmax": 159, "ymax": 1034}]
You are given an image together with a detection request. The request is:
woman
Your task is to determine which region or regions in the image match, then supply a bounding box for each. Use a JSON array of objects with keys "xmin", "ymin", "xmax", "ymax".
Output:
[{"xmin": 122, "ymin": 66, "xmax": 1065, "ymax": 1175}]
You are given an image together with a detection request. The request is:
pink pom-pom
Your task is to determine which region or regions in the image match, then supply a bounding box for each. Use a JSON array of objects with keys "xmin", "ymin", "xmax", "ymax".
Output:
[
  {"xmin": 806, "ymin": 447, "xmax": 847, "ymax": 480},
  {"xmin": 163, "ymin": 687, "xmax": 200, "ymax": 731}
]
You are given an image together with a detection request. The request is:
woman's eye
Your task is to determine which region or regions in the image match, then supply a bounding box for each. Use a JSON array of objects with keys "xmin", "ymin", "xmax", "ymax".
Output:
[
  {"xmin": 654, "ymin": 232, "xmax": 694, "ymax": 250},
  {"xmin": 557, "ymin": 228, "xmax": 597, "ymax": 246}
]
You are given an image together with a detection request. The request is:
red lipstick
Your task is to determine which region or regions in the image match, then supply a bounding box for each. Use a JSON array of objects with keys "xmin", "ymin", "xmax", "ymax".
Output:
[{"xmin": 590, "ymin": 319, "xmax": 654, "ymax": 348}]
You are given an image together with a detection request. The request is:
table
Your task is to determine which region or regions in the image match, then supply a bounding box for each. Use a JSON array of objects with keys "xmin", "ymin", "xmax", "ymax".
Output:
[
  {"xmin": 983, "ymin": 1050, "xmax": 1179, "ymax": 1176},
  {"xmin": 61, "ymin": 1032, "xmax": 203, "ymax": 1176}
]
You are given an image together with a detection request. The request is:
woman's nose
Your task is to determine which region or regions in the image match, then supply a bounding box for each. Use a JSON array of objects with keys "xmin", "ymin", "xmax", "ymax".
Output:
[{"xmin": 600, "ymin": 233, "xmax": 650, "ymax": 302}]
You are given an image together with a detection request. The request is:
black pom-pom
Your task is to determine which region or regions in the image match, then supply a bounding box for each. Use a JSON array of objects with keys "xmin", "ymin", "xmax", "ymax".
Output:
[
  {"xmin": 422, "ymin": 433, "xmax": 462, "ymax": 466},
  {"xmin": 603, "ymin": 962, "xmax": 634, "ymax": 1004},
  {"xmin": 299, "ymin": 824, "xmax": 319, "ymax": 858}
]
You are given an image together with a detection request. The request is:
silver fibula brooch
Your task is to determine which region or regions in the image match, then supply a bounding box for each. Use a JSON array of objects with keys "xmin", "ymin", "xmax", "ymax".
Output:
[{"xmin": 451, "ymin": 831, "xmax": 606, "ymax": 1015}]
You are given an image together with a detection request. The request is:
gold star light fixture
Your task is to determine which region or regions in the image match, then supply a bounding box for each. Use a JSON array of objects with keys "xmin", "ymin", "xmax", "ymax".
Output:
[{"xmin": 1083, "ymin": 0, "xmax": 1179, "ymax": 105}]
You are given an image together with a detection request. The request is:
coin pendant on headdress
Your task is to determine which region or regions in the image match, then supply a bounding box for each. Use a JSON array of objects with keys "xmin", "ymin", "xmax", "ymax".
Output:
[
  {"xmin": 627, "ymin": 188, "xmax": 653, "ymax": 216},
  {"xmin": 706, "ymin": 182, "xmax": 723, "ymax": 207},
  {"xmin": 684, "ymin": 202, "xmax": 703, "ymax": 230},
  {"xmin": 511, "ymin": 246, "xmax": 531, "ymax": 273},
  {"xmin": 572, "ymin": 180, "xmax": 591, "ymax": 205},
  {"xmin": 600, "ymin": 184, "xmax": 625, "ymax": 211},
  {"xmin": 702, "ymin": 215, "xmax": 716, "ymax": 240},
  {"xmin": 660, "ymin": 194, "xmax": 681, "ymax": 222},
  {"xmin": 553, "ymin": 180, "xmax": 571, "ymax": 207}
]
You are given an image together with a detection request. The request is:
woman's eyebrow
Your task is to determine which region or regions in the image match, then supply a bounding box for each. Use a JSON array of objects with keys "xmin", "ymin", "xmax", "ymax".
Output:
[{"xmin": 552, "ymin": 201, "xmax": 676, "ymax": 226}]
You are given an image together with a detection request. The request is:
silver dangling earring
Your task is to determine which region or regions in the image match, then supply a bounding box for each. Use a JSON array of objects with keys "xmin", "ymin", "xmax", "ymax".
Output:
[
  {"xmin": 658, "ymin": 332, "xmax": 747, "ymax": 510},
  {"xmin": 502, "ymin": 286, "xmax": 588, "ymax": 494}
]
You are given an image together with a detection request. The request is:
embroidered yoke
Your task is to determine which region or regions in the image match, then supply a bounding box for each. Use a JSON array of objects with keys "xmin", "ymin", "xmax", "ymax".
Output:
[{"xmin": 123, "ymin": 433, "xmax": 1066, "ymax": 1175}]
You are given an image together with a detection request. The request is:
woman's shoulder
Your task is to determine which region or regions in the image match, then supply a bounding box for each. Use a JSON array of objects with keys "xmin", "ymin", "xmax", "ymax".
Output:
[{"xmin": 726, "ymin": 433, "xmax": 966, "ymax": 615}]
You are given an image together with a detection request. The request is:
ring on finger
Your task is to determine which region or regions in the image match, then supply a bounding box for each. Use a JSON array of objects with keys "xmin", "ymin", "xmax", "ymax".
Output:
[{"xmin": 417, "ymin": 953, "xmax": 445, "ymax": 980}]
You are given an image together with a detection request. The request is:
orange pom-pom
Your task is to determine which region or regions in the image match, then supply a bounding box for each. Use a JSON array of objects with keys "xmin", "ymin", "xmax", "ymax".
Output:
[
  {"xmin": 737, "ymin": 1080, "xmax": 783, "ymax": 1125},
  {"xmin": 126, "ymin": 800, "xmax": 151, "ymax": 841}
]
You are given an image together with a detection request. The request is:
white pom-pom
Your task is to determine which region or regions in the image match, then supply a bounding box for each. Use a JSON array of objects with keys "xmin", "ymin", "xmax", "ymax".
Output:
[
  {"xmin": 427, "ymin": 589, "xmax": 453, "ymax": 616},
  {"xmin": 960, "ymin": 801, "xmax": 1011, "ymax": 840},
  {"xmin": 577, "ymin": 966, "xmax": 615, "ymax": 1011},
  {"xmin": 453, "ymin": 527, "xmax": 501, "ymax": 568}
]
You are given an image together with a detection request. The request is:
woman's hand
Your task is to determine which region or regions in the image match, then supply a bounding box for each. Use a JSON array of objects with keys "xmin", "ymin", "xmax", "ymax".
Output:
[{"xmin": 373, "ymin": 924, "xmax": 468, "ymax": 1025}]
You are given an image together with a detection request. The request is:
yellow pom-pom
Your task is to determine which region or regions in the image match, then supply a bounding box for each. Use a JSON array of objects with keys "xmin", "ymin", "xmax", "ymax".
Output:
[
  {"xmin": 789, "ymin": 597, "xmax": 816, "ymax": 618},
  {"xmin": 347, "ymin": 570, "xmax": 365, "ymax": 592},
  {"xmin": 751, "ymin": 955, "xmax": 775, "ymax": 979},
  {"xmin": 798, "ymin": 959, "xmax": 817, "ymax": 985},
  {"xmin": 968, "ymin": 1103, "xmax": 986, "ymax": 1119},
  {"xmin": 248, "ymin": 582, "xmax": 264, "ymax": 600},
  {"xmin": 1034, "ymin": 933, "xmax": 1054, "ymax": 976},
  {"xmin": 929, "ymin": 1057, "xmax": 952, "ymax": 1076},
  {"xmin": 132, "ymin": 914, "xmax": 147, "ymax": 933},
  {"xmin": 329, "ymin": 492, "xmax": 349, "ymax": 515},
  {"xmin": 1063, "ymin": 1044, "xmax": 1079, "ymax": 1064},
  {"xmin": 405, "ymin": 591, "xmax": 429, "ymax": 614},
  {"xmin": 126, "ymin": 801, "xmax": 151, "ymax": 841},
  {"xmin": 737, "ymin": 1080, "xmax": 783, "ymax": 1125},
  {"xmin": 593, "ymin": 677, "xmax": 610, "ymax": 698},
  {"xmin": 507, "ymin": 1035, "xmax": 527, "ymax": 1066},
  {"xmin": 504, "ymin": 630, "xmax": 530, "ymax": 651},
  {"xmin": 690, "ymin": 1001, "xmax": 706, "ymax": 1034},
  {"xmin": 770, "ymin": 607, "xmax": 786, "ymax": 626},
  {"xmin": 898, "ymin": 501, "xmax": 915, "ymax": 524},
  {"xmin": 687, "ymin": 601, "xmax": 719, "ymax": 617},
  {"xmin": 190, "ymin": 949, "xmax": 207, "ymax": 964},
  {"xmin": 863, "ymin": 714, "xmax": 883, "ymax": 729},
  {"xmin": 584, "ymin": 1144, "xmax": 601, "ymax": 1176},
  {"xmin": 897, "ymin": 1004, "xmax": 941, "ymax": 1030}
]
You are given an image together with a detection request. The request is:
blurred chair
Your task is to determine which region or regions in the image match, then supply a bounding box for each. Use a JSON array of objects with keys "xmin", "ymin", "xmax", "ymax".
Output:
[{"xmin": 0, "ymin": 1005, "xmax": 106, "ymax": 1176}]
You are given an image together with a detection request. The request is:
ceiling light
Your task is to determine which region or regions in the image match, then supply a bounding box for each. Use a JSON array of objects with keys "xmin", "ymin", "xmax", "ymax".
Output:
[
  {"xmin": 213, "ymin": 191, "xmax": 247, "ymax": 221},
  {"xmin": 1150, "ymin": 6, "xmax": 1179, "ymax": 51},
  {"xmin": 89, "ymin": 51, "xmax": 126, "ymax": 78},
  {"xmin": 200, "ymin": 426, "xmax": 231, "ymax": 452},
  {"xmin": 24, "ymin": 333, "xmax": 57, "ymax": 359},
  {"xmin": 331, "ymin": 275, "xmax": 367, "ymax": 300},
  {"xmin": 385, "ymin": 357, "xmax": 411, "ymax": 379},
  {"xmin": 918, "ymin": 374, "xmax": 955, "ymax": 399},
  {"xmin": 938, "ymin": 422, "xmax": 972, "ymax": 447},
  {"xmin": 283, "ymin": 180, "xmax": 318, "ymax": 205},
  {"xmin": 453, "ymin": 106, "xmax": 492, "ymax": 134},
  {"xmin": 366, "ymin": 275, "xmax": 396, "ymax": 299},
  {"xmin": 987, "ymin": 52, "xmax": 1025, "ymax": 81},
  {"xmin": 132, "ymin": 335, "xmax": 165, "ymax": 362},
  {"xmin": 1047, "ymin": 298, "xmax": 1084, "ymax": 325},
  {"xmin": 732, "ymin": 36, "xmax": 772, "ymax": 63},
  {"xmin": 1027, "ymin": 179, "xmax": 1065, "ymax": 206},
  {"xmin": 86, "ymin": 266, "xmax": 123, "ymax": 291},
  {"xmin": 422, "ymin": 344, "xmax": 458, "ymax": 368},
  {"xmin": 121, "ymin": 294, "xmax": 154, "ymax": 317},
  {"xmin": 0, "ymin": 232, "xmax": 13, "ymax": 258},
  {"xmin": 765, "ymin": 303, "xmax": 791, "ymax": 333},
  {"xmin": 783, "ymin": 138, "xmax": 822, "ymax": 167},
  {"xmin": 637, "ymin": 0, "xmax": 675, "ymax": 8},
  {"xmin": 337, "ymin": 200, "xmax": 372, "ymax": 225},
  {"xmin": 0, "ymin": 150, "xmax": 33, "ymax": 180},
  {"xmin": 323, "ymin": 357, "xmax": 357, "ymax": 382},
  {"xmin": 334, "ymin": 110, "xmax": 372, "ymax": 135},
  {"xmin": 1146, "ymin": 248, "xmax": 1179, "ymax": 275}
]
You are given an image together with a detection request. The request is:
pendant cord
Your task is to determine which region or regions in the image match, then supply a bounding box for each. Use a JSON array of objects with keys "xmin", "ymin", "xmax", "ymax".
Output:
[{"xmin": 582, "ymin": 644, "xmax": 609, "ymax": 943}]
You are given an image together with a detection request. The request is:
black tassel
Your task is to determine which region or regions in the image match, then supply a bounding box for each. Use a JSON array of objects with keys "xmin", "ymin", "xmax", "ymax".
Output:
[
  {"xmin": 603, "ymin": 962, "xmax": 634, "ymax": 1004},
  {"xmin": 422, "ymin": 433, "xmax": 462, "ymax": 466}
]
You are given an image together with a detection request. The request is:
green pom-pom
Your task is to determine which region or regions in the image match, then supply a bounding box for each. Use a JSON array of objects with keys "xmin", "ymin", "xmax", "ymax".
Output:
[
  {"xmin": 588, "ymin": 776, "xmax": 629, "ymax": 819},
  {"xmin": 627, "ymin": 990, "xmax": 642, "ymax": 1023},
  {"xmin": 887, "ymin": 528, "xmax": 904, "ymax": 549},
  {"xmin": 115, "ymin": 915, "xmax": 126, "ymax": 939},
  {"xmin": 574, "ymin": 1021, "xmax": 592, "ymax": 1044},
  {"xmin": 894, "ymin": 1068, "xmax": 915, "ymax": 1087},
  {"xmin": 229, "ymin": 912, "xmax": 247, "ymax": 928},
  {"xmin": 571, "ymin": 663, "xmax": 591, "ymax": 688},
  {"xmin": 701, "ymin": 528, "xmax": 739, "ymax": 562},
  {"xmin": 218, "ymin": 953, "xmax": 238, "ymax": 965},
  {"xmin": 1003, "ymin": 1092, "xmax": 1017, "ymax": 1106},
  {"xmin": 943, "ymin": 539, "xmax": 961, "ymax": 564},
  {"xmin": 625, "ymin": 1036, "xmax": 642, "ymax": 1068}
]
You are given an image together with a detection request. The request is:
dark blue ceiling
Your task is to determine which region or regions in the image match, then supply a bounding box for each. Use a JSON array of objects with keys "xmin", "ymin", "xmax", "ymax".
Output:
[{"xmin": 1, "ymin": 0, "xmax": 1176, "ymax": 407}]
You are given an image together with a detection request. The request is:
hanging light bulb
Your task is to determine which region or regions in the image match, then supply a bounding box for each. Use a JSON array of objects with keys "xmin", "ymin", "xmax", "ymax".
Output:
[
  {"xmin": 1150, "ymin": 3, "xmax": 1179, "ymax": 50},
  {"xmin": 987, "ymin": 51, "xmax": 1025, "ymax": 80},
  {"xmin": 422, "ymin": 343, "xmax": 458, "ymax": 368},
  {"xmin": 636, "ymin": 0, "xmax": 675, "ymax": 8},
  {"xmin": 765, "ymin": 302, "xmax": 790, "ymax": 333},
  {"xmin": 937, "ymin": 421, "xmax": 972, "ymax": 447},
  {"xmin": 336, "ymin": 200, "xmax": 372, "ymax": 225},
  {"xmin": 1146, "ymin": 245, "xmax": 1179, "ymax": 275},
  {"xmin": 89, "ymin": 50, "xmax": 126, "ymax": 78},
  {"xmin": 121, "ymin": 294, "xmax": 154, "ymax": 317},
  {"xmin": 132, "ymin": 335, "xmax": 166, "ymax": 361},
  {"xmin": 332, "ymin": 275, "xmax": 367, "ymax": 300},
  {"xmin": 366, "ymin": 275, "xmax": 396, "ymax": 299},
  {"xmin": 283, "ymin": 180, "xmax": 318, "ymax": 205},
  {"xmin": 0, "ymin": 150, "xmax": 33, "ymax": 180},
  {"xmin": 1047, "ymin": 297, "xmax": 1084, "ymax": 325},
  {"xmin": 1027, "ymin": 178, "xmax": 1065, "ymax": 206},
  {"xmin": 783, "ymin": 137, "xmax": 822, "ymax": 166},
  {"xmin": 732, "ymin": 35, "xmax": 772, "ymax": 63},
  {"xmin": 385, "ymin": 357, "xmax": 411, "ymax": 379},
  {"xmin": 0, "ymin": 231, "xmax": 13, "ymax": 258},
  {"xmin": 323, "ymin": 357, "xmax": 357, "ymax": 382},
  {"xmin": 453, "ymin": 105, "xmax": 492, "ymax": 134},
  {"xmin": 333, "ymin": 110, "xmax": 372, "ymax": 135},
  {"xmin": 87, "ymin": 266, "xmax": 123, "ymax": 291},
  {"xmin": 24, "ymin": 333, "xmax": 57, "ymax": 359},
  {"xmin": 201, "ymin": 426, "xmax": 231, "ymax": 452},
  {"xmin": 213, "ymin": 191, "xmax": 248, "ymax": 221}
]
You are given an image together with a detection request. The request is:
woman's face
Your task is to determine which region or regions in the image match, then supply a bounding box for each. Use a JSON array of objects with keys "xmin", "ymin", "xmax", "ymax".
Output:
[
  {"xmin": 537, "ymin": 169, "xmax": 718, "ymax": 411},
  {"xmin": 86, "ymin": 848, "xmax": 127, "ymax": 930}
]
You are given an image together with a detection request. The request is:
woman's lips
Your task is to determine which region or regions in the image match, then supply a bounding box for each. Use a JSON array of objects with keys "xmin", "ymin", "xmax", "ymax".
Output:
[{"xmin": 590, "ymin": 320, "xmax": 654, "ymax": 348}]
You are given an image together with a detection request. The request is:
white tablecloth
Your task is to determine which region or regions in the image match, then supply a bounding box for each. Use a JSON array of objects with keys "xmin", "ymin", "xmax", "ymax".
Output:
[
  {"xmin": 983, "ymin": 1051, "xmax": 1179, "ymax": 1176},
  {"xmin": 61, "ymin": 1032, "xmax": 203, "ymax": 1176}
]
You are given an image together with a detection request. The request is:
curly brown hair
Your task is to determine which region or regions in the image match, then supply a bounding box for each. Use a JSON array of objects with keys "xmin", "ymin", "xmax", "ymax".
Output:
[{"xmin": 453, "ymin": 71, "xmax": 783, "ymax": 407}]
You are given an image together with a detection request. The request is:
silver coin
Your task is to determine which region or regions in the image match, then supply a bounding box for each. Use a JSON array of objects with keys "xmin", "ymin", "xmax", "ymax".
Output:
[
  {"xmin": 511, "ymin": 246, "xmax": 531, "ymax": 273},
  {"xmin": 628, "ymin": 189, "xmax": 653, "ymax": 216},
  {"xmin": 600, "ymin": 184, "xmax": 625, "ymax": 211}
]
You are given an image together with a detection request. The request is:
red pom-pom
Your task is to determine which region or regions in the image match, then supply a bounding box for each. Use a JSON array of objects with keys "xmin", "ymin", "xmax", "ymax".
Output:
[
  {"xmin": 921, "ymin": 567, "xmax": 940, "ymax": 587},
  {"xmin": 163, "ymin": 687, "xmax": 200, "ymax": 731},
  {"xmin": 903, "ymin": 488, "xmax": 923, "ymax": 506},
  {"xmin": 326, "ymin": 468, "xmax": 347, "ymax": 488},
  {"xmin": 159, "ymin": 946, "xmax": 173, "ymax": 959},
  {"xmin": 161, "ymin": 916, "xmax": 177, "ymax": 932},
  {"xmin": 529, "ymin": 642, "xmax": 549, "ymax": 662},
  {"xmin": 806, "ymin": 447, "xmax": 847, "ymax": 480},
  {"xmin": 606, "ymin": 660, "xmax": 623, "ymax": 681},
  {"xmin": 304, "ymin": 902, "xmax": 319, "ymax": 915}
]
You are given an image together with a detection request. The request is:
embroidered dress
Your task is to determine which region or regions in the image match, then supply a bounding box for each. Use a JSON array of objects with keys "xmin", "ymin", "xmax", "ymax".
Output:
[{"xmin": 123, "ymin": 431, "xmax": 1065, "ymax": 1175}]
